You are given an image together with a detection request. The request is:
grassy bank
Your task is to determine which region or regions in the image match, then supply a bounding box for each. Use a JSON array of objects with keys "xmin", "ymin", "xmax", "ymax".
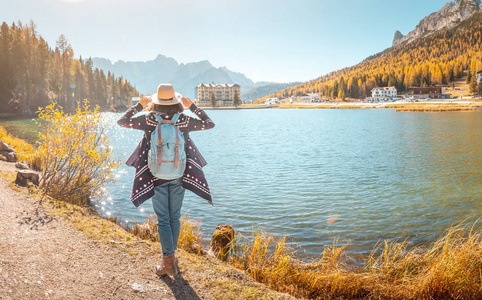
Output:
[
  {"xmin": 385, "ymin": 103, "xmax": 479, "ymax": 112},
  {"xmin": 132, "ymin": 217, "xmax": 482, "ymax": 300},
  {"xmin": 0, "ymin": 170, "xmax": 293, "ymax": 300},
  {"xmin": 0, "ymin": 125, "xmax": 41, "ymax": 170},
  {"xmin": 2, "ymin": 123, "xmax": 481, "ymax": 299}
]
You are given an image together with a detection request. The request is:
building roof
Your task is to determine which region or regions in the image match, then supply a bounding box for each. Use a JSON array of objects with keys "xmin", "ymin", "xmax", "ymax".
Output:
[
  {"xmin": 371, "ymin": 86, "xmax": 397, "ymax": 92},
  {"xmin": 477, "ymin": 70, "xmax": 482, "ymax": 74},
  {"xmin": 197, "ymin": 83, "xmax": 240, "ymax": 88},
  {"xmin": 412, "ymin": 86, "xmax": 443, "ymax": 94}
]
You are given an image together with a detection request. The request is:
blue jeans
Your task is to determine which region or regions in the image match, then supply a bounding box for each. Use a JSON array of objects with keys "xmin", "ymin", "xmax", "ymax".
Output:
[{"xmin": 151, "ymin": 178, "xmax": 185, "ymax": 257}]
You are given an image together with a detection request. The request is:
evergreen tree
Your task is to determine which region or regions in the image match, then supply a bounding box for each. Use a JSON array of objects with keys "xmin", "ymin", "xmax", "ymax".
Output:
[
  {"xmin": 232, "ymin": 89, "xmax": 240, "ymax": 107},
  {"xmin": 210, "ymin": 92, "xmax": 216, "ymax": 107},
  {"xmin": 469, "ymin": 79, "xmax": 478, "ymax": 95},
  {"xmin": 0, "ymin": 22, "xmax": 13, "ymax": 112},
  {"xmin": 466, "ymin": 69, "xmax": 472, "ymax": 83}
]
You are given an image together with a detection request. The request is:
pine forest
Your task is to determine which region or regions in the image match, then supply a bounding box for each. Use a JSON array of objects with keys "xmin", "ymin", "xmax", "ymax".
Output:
[{"xmin": 0, "ymin": 21, "xmax": 138, "ymax": 114}]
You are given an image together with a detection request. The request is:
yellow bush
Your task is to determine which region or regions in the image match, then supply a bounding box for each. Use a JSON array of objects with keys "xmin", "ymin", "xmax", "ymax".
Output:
[{"xmin": 37, "ymin": 102, "xmax": 118, "ymax": 205}]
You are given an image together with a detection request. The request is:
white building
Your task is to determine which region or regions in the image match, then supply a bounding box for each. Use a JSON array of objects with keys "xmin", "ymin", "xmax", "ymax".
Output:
[
  {"xmin": 477, "ymin": 70, "xmax": 482, "ymax": 84},
  {"xmin": 265, "ymin": 97, "xmax": 280, "ymax": 105},
  {"xmin": 299, "ymin": 93, "xmax": 321, "ymax": 103},
  {"xmin": 371, "ymin": 87, "xmax": 397, "ymax": 98},
  {"xmin": 197, "ymin": 83, "xmax": 241, "ymax": 107}
]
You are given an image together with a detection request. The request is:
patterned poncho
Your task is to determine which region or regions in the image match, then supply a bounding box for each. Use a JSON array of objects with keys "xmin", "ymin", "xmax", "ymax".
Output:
[{"xmin": 117, "ymin": 103, "xmax": 215, "ymax": 207}]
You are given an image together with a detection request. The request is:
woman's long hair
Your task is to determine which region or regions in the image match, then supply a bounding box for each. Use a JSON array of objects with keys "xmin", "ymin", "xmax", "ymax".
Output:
[{"xmin": 147, "ymin": 103, "xmax": 184, "ymax": 115}]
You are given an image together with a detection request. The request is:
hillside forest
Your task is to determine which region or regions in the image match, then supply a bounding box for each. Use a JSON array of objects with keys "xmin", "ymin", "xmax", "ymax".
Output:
[
  {"xmin": 261, "ymin": 12, "xmax": 482, "ymax": 102},
  {"xmin": 0, "ymin": 21, "xmax": 138, "ymax": 114}
]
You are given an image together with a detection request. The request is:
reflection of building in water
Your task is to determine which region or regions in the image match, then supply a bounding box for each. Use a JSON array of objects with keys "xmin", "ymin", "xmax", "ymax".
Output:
[{"xmin": 196, "ymin": 83, "xmax": 241, "ymax": 106}]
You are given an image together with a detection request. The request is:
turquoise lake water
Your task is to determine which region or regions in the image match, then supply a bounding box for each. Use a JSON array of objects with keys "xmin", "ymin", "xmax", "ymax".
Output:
[
  {"xmin": 2, "ymin": 108, "xmax": 481, "ymax": 258},
  {"xmin": 98, "ymin": 108, "xmax": 481, "ymax": 258}
]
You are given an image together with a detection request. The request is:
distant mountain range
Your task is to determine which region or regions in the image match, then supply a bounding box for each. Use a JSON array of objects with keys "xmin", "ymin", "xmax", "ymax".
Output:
[
  {"xmin": 91, "ymin": 55, "xmax": 293, "ymax": 100},
  {"xmin": 242, "ymin": 82, "xmax": 301, "ymax": 101}
]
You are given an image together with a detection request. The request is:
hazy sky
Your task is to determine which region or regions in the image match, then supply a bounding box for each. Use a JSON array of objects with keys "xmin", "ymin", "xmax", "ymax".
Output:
[{"xmin": 2, "ymin": 0, "xmax": 449, "ymax": 83}]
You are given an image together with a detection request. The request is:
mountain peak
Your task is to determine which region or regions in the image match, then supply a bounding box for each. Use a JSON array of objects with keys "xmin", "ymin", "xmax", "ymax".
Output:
[{"xmin": 392, "ymin": 0, "xmax": 481, "ymax": 47}]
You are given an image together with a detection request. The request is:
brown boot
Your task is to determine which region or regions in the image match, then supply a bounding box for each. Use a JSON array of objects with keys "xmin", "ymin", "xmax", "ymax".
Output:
[{"xmin": 155, "ymin": 254, "xmax": 178, "ymax": 276}]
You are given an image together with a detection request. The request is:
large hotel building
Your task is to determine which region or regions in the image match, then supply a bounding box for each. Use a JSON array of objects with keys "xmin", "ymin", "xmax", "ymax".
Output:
[{"xmin": 196, "ymin": 83, "xmax": 241, "ymax": 106}]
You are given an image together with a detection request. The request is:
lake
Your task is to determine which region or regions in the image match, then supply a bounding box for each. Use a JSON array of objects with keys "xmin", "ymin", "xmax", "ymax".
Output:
[
  {"xmin": 2, "ymin": 108, "xmax": 481, "ymax": 259},
  {"xmin": 99, "ymin": 108, "xmax": 481, "ymax": 258}
]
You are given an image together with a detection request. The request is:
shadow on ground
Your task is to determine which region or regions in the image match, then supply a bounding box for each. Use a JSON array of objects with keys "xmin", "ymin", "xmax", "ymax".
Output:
[{"xmin": 159, "ymin": 273, "xmax": 201, "ymax": 300}]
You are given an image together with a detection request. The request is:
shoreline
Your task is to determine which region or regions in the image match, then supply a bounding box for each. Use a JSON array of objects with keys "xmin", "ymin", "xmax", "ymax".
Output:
[
  {"xmin": 197, "ymin": 100, "xmax": 482, "ymax": 111},
  {"xmin": 1, "ymin": 116, "xmax": 482, "ymax": 299},
  {"xmin": 0, "ymin": 164, "xmax": 295, "ymax": 300}
]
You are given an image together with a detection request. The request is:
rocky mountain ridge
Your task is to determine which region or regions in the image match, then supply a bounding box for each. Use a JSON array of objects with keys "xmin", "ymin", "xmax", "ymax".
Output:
[
  {"xmin": 92, "ymin": 55, "xmax": 255, "ymax": 99},
  {"xmin": 392, "ymin": 0, "xmax": 481, "ymax": 47},
  {"xmin": 92, "ymin": 55, "xmax": 290, "ymax": 100}
]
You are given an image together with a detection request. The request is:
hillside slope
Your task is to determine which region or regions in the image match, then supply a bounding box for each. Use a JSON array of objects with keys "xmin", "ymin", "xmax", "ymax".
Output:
[
  {"xmin": 260, "ymin": 10, "xmax": 482, "ymax": 102},
  {"xmin": 243, "ymin": 82, "xmax": 301, "ymax": 101}
]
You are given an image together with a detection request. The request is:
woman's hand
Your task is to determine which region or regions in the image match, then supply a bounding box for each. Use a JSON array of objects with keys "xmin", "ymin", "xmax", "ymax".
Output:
[
  {"xmin": 181, "ymin": 97, "xmax": 193, "ymax": 108},
  {"xmin": 139, "ymin": 96, "xmax": 151, "ymax": 107}
]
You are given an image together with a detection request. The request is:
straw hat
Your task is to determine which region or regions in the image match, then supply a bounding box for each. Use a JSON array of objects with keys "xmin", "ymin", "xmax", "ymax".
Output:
[{"xmin": 151, "ymin": 84, "xmax": 182, "ymax": 105}]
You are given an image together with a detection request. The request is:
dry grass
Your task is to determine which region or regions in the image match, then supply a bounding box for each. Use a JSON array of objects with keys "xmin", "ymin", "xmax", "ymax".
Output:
[
  {"xmin": 227, "ymin": 225, "xmax": 482, "ymax": 300},
  {"xmin": 108, "ymin": 210, "xmax": 482, "ymax": 299},
  {"xmin": 384, "ymin": 103, "xmax": 478, "ymax": 112},
  {"xmin": 444, "ymin": 75, "xmax": 472, "ymax": 98},
  {"xmin": 0, "ymin": 125, "xmax": 42, "ymax": 170},
  {"xmin": 129, "ymin": 214, "xmax": 205, "ymax": 255}
]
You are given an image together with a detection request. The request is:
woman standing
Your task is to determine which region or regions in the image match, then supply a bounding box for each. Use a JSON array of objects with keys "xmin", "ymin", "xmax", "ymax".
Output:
[{"xmin": 117, "ymin": 83, "xmax": 215, "ymax": 276}]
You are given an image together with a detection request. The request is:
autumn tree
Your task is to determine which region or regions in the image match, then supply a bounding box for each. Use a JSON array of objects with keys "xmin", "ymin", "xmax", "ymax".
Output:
[{"xmin": 0, "ymin": 21, "xmax": 138, "ymax": 114}]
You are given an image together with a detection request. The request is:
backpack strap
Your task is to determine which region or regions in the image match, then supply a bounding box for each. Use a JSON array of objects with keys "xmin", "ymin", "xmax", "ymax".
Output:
[
  {"xmin": 171, "ymin": 114, "xmax": 181, "ymax": 170},
  {"xmin": 171, "ymin": 113, "xmax": 181, "ymax": 124},
  {"xmin": 152, "ymin": 115, "xmax": 164, "ymax": 173},
  {"xmin": 174, "ymin": 127, "xmax": 180, "ymax": 169}
]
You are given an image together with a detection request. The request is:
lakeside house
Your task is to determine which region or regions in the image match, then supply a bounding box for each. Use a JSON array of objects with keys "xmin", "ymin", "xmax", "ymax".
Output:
[
  {"xmin": 196, "ymin": 83, "xmax": 241, "ymax": 107},
  {"xmin": 265, "ymin": 98, "xmax": 280, "ymax": 105},
  {"xmin": 365, "ymin": 86, "xmax": 397, "ymax": 102},
  {"xmin": 477, "ymin": 70, "xmax": 482, "ymax": 84},
  {"xmin": 412, "ymin": 87, "xmax": 449, "ymax": 99},
  {"xmin": 299, "ymin": 93, "xmax": 321, "ymax": 103}
]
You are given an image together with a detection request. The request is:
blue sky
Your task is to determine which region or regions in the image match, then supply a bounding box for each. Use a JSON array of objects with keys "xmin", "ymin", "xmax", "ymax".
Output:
[{"xmin": 2, "ymin": 0, "xmax": 449, "ymax": 83}]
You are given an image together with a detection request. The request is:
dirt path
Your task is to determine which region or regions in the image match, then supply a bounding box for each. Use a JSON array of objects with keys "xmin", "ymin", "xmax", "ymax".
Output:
[
  {"xmin": 0, "ymin": 161, "xmax": 296, "ymax": 300},
  {"xmin": 0, "ymin": 173, "xmax": 192, "ymax": 299}
]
